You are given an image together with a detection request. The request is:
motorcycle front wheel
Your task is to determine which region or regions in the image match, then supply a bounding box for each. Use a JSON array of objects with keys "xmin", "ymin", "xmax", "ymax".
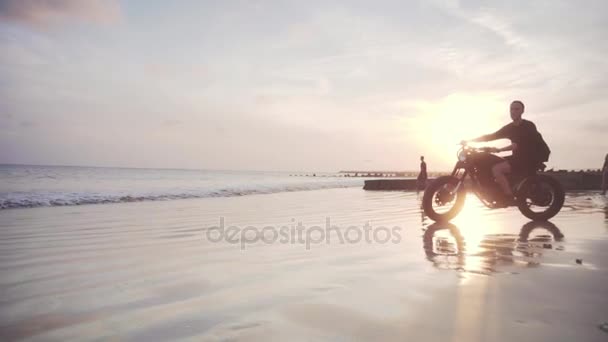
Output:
[{"xmin": 422, "ymin": 176, "xmax": 466, "ymax": 222}]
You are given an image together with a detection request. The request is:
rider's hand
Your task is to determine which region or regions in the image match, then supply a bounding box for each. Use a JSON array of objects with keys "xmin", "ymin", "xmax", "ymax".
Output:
[{"xmin": 489, "ymin": 147, "xmax": 500, "ymax": 153}]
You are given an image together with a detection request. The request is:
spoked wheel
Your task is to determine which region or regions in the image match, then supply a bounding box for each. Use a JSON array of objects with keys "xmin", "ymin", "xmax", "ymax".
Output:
[
  {"xmin": 423, "ymin": 176, "xmax": 466, "ymax": 222},
  {"xmin": 516, "ymin": 175, "xmax": 565, "ymax": 221}
]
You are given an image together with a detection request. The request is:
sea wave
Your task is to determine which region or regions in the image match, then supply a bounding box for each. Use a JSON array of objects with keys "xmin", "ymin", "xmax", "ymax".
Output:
[{"xmin": 0, "ymin": 182, "xmax": 363, "ymax": 209}]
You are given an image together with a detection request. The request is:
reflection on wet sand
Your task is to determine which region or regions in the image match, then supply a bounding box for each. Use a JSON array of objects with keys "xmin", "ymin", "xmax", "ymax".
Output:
[
  {"xmin": 1, "ymin": 190, "xmax": 606, "ymax": 341},
  {"xmin": 422, "ymin": 221, "xmax": 564, "ymax": 274}
]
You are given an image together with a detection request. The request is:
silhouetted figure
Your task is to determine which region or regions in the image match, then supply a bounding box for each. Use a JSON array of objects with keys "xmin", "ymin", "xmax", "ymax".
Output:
[
  {"xmin": 417, "ymin": 156, "xmax": 428, "ymax": 190},
  {"xmin": 602, "ymin": 153, "xmax": 608, "ymax": 195},
  {"xmin": 467, "ymin": 100, "xmax": 550, "ymax": 205}
]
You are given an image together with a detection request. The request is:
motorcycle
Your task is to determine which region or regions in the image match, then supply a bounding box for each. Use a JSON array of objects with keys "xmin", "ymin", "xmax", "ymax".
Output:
[{"xmin": 422, "ymin": 142, "xmax": 565, "ymax": 222}]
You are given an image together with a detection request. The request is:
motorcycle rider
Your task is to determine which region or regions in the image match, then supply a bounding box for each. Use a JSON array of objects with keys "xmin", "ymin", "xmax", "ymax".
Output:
[{"xmin": 465, "ymin": 100, "xmax": 550, "ymax": 205}]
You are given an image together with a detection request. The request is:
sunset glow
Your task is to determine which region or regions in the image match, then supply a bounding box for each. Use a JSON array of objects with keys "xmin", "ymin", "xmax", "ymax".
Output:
[
  {"xmin": 1, "ymin": 1, "xmax": 607, "ymax": 171},
  {"xmin": 413, "ymin": 93, "xmax": 505, "ymax": 164}
]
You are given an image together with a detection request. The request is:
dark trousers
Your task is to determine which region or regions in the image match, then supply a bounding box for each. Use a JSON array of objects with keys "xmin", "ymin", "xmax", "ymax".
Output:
[{"xmin": 417, "ymin": 174, "xmax": 427, "ymax": 190}]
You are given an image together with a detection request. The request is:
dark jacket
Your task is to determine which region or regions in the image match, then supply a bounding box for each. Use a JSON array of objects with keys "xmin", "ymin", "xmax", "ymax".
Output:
[{"xmin": 479, "ymin": 119, "xmax": 550, "ymax": 162}]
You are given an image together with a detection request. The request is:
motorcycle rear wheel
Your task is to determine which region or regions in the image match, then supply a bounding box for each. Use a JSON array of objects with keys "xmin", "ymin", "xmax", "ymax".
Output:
[{"xmin": 516, "ymin": 175, "xmax": 565, "ymax": 221}]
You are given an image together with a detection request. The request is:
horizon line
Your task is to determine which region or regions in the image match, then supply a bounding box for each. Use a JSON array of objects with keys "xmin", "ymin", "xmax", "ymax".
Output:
[{"xmin": 0, "ymin": 163, "xmax": 602, "ymax": 174}]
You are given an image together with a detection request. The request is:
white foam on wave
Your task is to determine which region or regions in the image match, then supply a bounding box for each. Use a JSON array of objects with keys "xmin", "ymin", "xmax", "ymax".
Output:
[
  {"xmin": 0, "ymin": 165, "xmax": 374, "ymax": 209},
  {"xmin": 0, "ymin": 181, "xmax": 364, "ymax": 209}
]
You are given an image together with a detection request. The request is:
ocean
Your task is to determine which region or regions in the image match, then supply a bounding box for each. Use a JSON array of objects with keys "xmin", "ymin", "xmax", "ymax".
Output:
[{"xmin": 0, "ymin": 164, "xmax": 367, "ymax": 209}]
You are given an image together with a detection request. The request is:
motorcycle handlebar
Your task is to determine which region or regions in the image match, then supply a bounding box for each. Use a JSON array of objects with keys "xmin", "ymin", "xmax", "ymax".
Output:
[{"xmin": 458, "ymin": 143, "xmax": 498, "ymax": 153}]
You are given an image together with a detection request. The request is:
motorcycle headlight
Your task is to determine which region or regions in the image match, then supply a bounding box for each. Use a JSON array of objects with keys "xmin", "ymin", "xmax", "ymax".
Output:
[{"xmin": 458, "ymin": 150, "xmax": 467, "ymax": 162}]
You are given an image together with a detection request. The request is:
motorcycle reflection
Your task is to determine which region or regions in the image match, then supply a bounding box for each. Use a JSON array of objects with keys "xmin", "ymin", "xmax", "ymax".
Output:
[{"xmin": 422, "ymin": 221, "xmax": 564, "ymax": 273}]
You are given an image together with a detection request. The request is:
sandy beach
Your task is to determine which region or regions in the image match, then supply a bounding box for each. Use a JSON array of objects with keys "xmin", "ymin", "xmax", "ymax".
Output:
[
  {"xmin": 2, "ymin": 0, "xmax": 607, "ymax": 340},
  {"xmin": 1, "ymin": 188, "xmax": 607, "ymax": 341}
]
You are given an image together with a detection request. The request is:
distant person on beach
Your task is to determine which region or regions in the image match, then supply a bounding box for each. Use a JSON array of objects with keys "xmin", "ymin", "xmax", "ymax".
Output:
[
  {"xmin": 417, "ymin": 156, "xmax": 427, "ymax": 190},
  {"xmin": 602, "ymin": 153, "xmax": 608, "ymax": 195}
]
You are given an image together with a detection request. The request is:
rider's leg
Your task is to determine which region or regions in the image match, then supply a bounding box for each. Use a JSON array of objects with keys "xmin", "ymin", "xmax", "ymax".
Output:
[{"xmin": 492, "ymin": 161, "xmax": 513, "ymax": 197}]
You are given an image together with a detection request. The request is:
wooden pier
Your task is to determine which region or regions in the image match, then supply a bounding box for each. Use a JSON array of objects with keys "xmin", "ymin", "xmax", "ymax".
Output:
[{"xmin": 363, "ymin": 171, "xmax": 603, "ymax": 191}]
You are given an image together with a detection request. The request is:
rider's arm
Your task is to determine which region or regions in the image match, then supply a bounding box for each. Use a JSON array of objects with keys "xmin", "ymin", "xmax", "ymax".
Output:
[
  {"xmin": 470, "ymin": 124, "xmax": 510, "ymax": 143},
  {"xmin": 497, "ymin": 143, "xmax": 517, "ymax": 152},
  {"xmin": 471, "ymin": 134, "xmax": 496, "ymax": 143}
]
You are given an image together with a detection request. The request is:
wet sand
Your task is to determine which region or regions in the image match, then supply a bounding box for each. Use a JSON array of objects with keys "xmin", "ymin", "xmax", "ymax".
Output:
[{"xmin": 1, "ymin": 188, "xmax": 607, "ymax": 341}]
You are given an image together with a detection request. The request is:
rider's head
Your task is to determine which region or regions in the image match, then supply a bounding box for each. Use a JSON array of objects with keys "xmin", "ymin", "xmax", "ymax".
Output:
[
  {"xmin": 510, "ymin": 100, "xmax": 525, "ymax": 121},
  {"xmin": 420, "ymin": 156, "xmax": 425, "ymax": 161}
]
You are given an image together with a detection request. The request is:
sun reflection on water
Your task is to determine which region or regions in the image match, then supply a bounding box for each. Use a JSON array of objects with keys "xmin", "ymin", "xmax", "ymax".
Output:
[
  {"xmin": 418, "ymin": 190, "xmax": 571, "ymax": 341},
  {"xmin": 422, "ymin": 196, "xmax": 565, "ymax": 277}
]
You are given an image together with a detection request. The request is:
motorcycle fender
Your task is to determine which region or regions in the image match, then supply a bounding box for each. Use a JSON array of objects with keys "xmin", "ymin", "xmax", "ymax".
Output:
[{"xmin": 514, "ymin": 175, "xmax": 547, "ymax": 197}]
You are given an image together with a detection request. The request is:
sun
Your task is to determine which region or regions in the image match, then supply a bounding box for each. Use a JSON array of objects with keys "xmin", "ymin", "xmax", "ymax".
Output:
[{"xmin": 411, "ymin": 93, "xmax": 507, "ymax": 166}]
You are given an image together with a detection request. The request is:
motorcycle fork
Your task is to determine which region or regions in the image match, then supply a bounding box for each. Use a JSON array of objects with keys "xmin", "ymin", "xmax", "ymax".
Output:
[{"xmin": 451, "ymin": 166, "xmax": 468, "ymax": 193}]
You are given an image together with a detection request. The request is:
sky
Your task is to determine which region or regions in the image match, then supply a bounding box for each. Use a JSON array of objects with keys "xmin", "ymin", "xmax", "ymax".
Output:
[{"xmin": 0, "ymin": 0, "xmax": 607, "ymax": 172}]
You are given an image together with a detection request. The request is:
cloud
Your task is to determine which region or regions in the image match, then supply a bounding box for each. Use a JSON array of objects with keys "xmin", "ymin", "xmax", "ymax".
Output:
[
  {"xmin": 1, "ymin": 1, "xmax": 606, "ymax": 170},
  {"xmin": 583, "ymin": 120, "xmax": 608, "ymax": 133},
  {"xmin": 19, "ymin": 120, "xmax": 36, "ymax": 128},
  {"xmin": 469, "ymin": 11, "xmax": 528, "ymax": 49},
  {"xmin": 162, "ymin": 119, "xmax": 182, "ymax": 127},
  {"xmin": 0, "ymin": 0, "xmax": 121, "ymax": 29}
]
